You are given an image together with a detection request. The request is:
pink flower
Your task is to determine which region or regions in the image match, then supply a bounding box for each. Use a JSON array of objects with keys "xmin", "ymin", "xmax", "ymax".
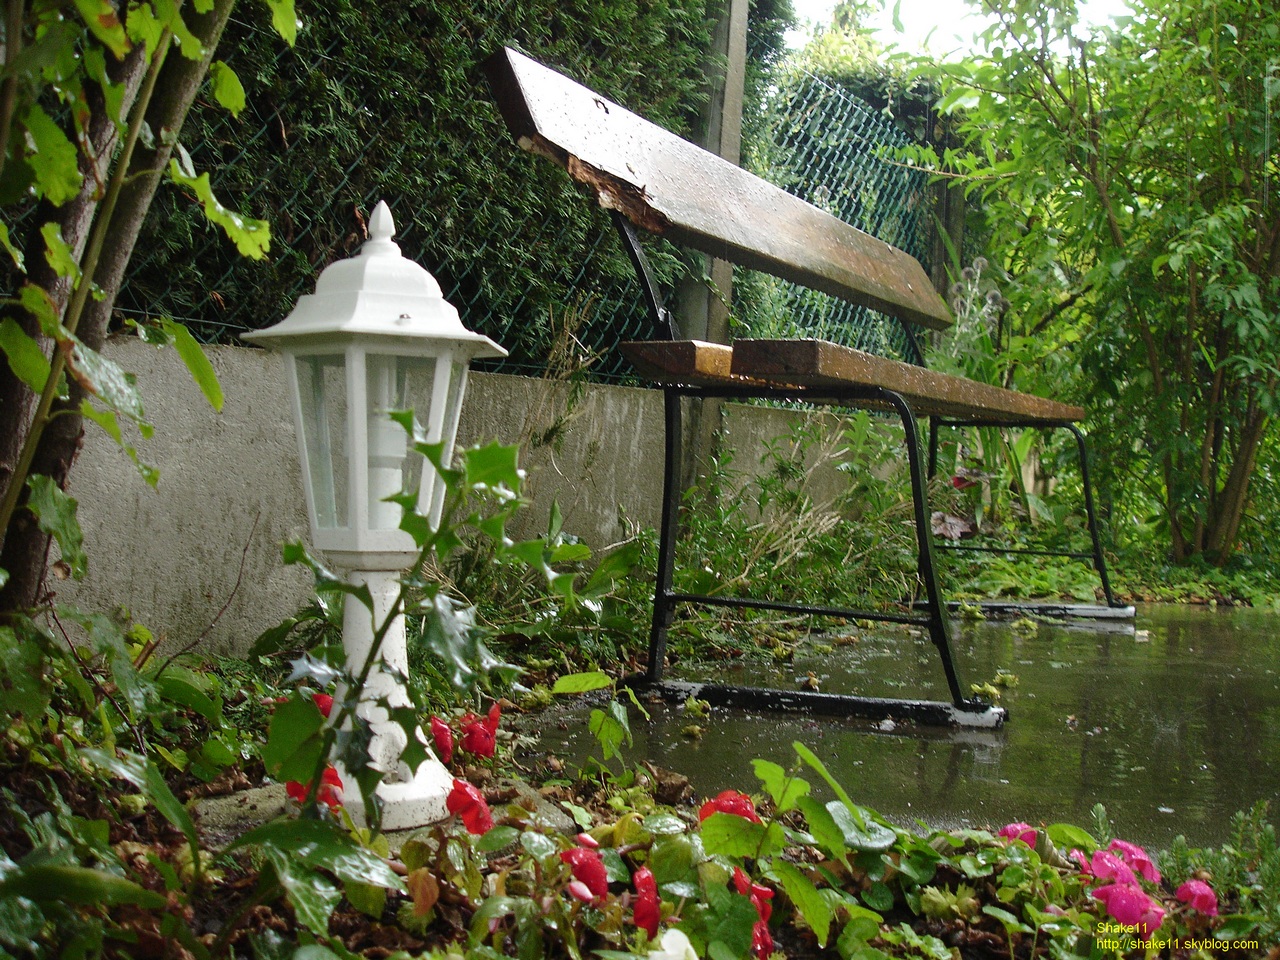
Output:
[
  {"xmin": 460, "ymin": 703, "xmax": 502, "ymax": 758},
  {"xmin": 446, "ymin": 778, "xmax": 493, "ymax": 834},
  {"xmin": 567, "ymin": 879, "xmax": 596, "ymax": 903},
  {"xmin": 998, "ymin": 822, "xmax": 1037, "ymax": 846},
  {"xmin": 1092, "ymin": 883, "xmax": 1166, "ymax": 938},
  {"xmin": 429, "ymin": 716, "xmax": 454, "ymax": 764},
  {"xmin": 286, "ymin": 765, "xmax": 343, "ymax": 809},
  {"xmin": 560, "ymin": 846, "xmax": 608, "ymax": 901},
  {"xmin": 1076, "ymin": 849, "xmax": 1137, "ymax": 887},
  {"xmin": 1176, "ymin": 879, "xmax": 1219, "ymax": 916},
  {"xmin": 1108, "ymin": 839, "xmax": 1161, "ymax": 883},
  {"xmin": 698, "ymin": 790, "xmax": 761, "ymax": 824},
  {"xmin": 632, "ymin": 866, "xmax": 661, "ymax": 938}
]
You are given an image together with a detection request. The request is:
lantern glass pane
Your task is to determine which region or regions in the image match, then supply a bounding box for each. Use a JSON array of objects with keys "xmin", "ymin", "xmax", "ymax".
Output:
[
  {"xmin": 365, "ymin": 353, "xmax": 438, "ymax": 531},
  {"xmin": 421, "ymin": 361, "xmax": 469, "ymax": 527},
  {"xmin": 296, "ymin": 354, "xmax": 348, "ymax": 529}
]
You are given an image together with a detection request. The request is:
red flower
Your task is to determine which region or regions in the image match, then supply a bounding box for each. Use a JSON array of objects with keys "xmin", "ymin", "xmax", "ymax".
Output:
[
  {"xmin": 430, "ymin": 716, "xmax": 454, "ymax": 764},
  {"xmin": 632, "ymin": 866, "xmax": 661, "ymax": 938},
  {"xmin": 286, "ymin": 765, "xmax": 343, "ymax": 809},
  {"xmin": 560, "ymin": 846, "xmax": 608, "ymax": 900},
  {"xmin": 733, "ymin": 867, "xmax": 774, "ymax": 922},
  {"xmin": 446, "ymin": 778, "xmax": 493, "ymax": 834},
  {"xmin": 750, "ymin": 919, "xmax": 773, "ymax": 960},
  {"xmin": 698, "ymin": 790, "xmax": 761, "ymax": 824},
  {"xmin": 460, "ymin": 703, "xmax": 502, "ymax": 758},
  {"xmin": 311, "ymin": 692, "xmax": 334, "ymax": 718}
]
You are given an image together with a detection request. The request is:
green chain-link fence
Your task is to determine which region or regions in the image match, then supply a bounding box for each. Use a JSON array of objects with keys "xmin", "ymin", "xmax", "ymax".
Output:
[
  {"xmin": 735, "ymin": 70, "xmax": 932, "ymax": 364},
  {"xmin": 117, "ymin": 8, "xmax": 931, "ymax": 380}
]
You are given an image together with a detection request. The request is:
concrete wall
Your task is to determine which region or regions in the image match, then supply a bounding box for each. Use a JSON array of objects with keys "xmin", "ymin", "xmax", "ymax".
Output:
[{"xmin": 56, "ymin": 338, "xmax": 863, "ymax": 656}]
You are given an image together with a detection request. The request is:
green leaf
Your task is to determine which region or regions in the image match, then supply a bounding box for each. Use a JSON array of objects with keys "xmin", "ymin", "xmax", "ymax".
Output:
[
  {"xmin": 0, "ymin": 318, "xmax": 52, "ymax": 393},
  {"xmin": 264, "ymin": 850, "xmax": 341, "ymax": 936},
  {"xmin": 463, "ymin": 442, "xmax": 523, "ymax": 493},
  {"xmin": 26, "ymin": 474, "xmax": 86, "ymax": 578},
  {"xmin": 0, "ymin": 864, "xmax": 166, "ymax": 908},
  {"xmin": 1045, "ymin": 822, "xmax": 1097, "ymax": 852},
  {"xmin": 208, "ymin": 61, "xmax": 246, "ymax": 116},
  {"xmin": 344, "ymin": 879, "xmax": 386, "ymax": 919},
  {"xmin": 828, "ymin": 801, "xmax": 896, "ymax": 853},
  {"xmin": 261, "ymin": 692, "xmax": 326, "ymax": 782},
  {"xmin": 72, "ymin": 0, "xmax": 131, "ymax": 58},
  {"xmin": 587, "ymin": 703, "xmax": 628, "ymax": 761},
  {"xmin": 475, "ymin": 825, "xmax": 519, "ymax": 853},
  {"xmin": 155, "ymin": 670, "xmax": 221, "ymax": 722},
  {"xmin": 581, "ymin": 540, "xmax": 642, "ymax": 598},
  {"xmin": 20, "ymin": 283, "xmax": 61, "ymax": 338},
  {"xmin": 23, "ymin": 104, "xmax": 82, "ymax": 205},
  {"xmin": 158, "ymin": 316, "xmax": 223, "ymax": 410},
  {"xmin": 230, "ymin": 818, "xmax": 403, "ymax": 891},
  {"xmin": 40, "ymin": 223, "xmax": 80, "ymax": 283},
  {"xmin": 752, "ymin": 759, "xmax": 809, "ymax": 813},
  {"xmin": 167, "ymin": 160, "xmax": 270, "ymax": 259},
  {"xmin": 65, "ymin": 336, "xmax": 148, "ymax": 426},
  {"xmin": 774, "ymin": 859, "xmax": 832, "ymax": 947},
  {"xmin": 699, "ymin": 812, "xmax": 786, "ymax": 859},
  {"xmin": 0, "ymin": 220, "xmax": 25, "ymax": 271},
  {"xmin": 796, "ymin": 795, "xmax": 850, "ymax": 865},
  {"xmin": 793, "ymin": 741, "xmax": 867, "ymax": 829},
  {"xmin": 264, "ymin": 0, "xmax": 298, "ymax": 46},
  {"xmin": 551, "ymin": 671, "xmax": 612, "ymax": 694},
  {"xmin": 150, "ymin": 0, "xmax": 205, "ymax": 59}
]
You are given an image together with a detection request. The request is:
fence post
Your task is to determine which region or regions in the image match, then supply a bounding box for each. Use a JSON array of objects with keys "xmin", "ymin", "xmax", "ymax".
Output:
[{"xmin": 678, "ymin": 0, "xmax": 748, "ymax": 496}]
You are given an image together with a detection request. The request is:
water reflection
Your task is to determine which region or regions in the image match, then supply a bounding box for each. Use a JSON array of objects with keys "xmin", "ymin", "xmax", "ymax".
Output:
[{"xmin": 526, "ymin": 605, "xmax": 1279, "ymax": 848}]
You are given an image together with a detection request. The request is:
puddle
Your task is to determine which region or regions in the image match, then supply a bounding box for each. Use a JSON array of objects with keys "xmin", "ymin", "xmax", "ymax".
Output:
[{"xmin": 520, "ymin": 604, "xmax": 1280, "ymax": 848}]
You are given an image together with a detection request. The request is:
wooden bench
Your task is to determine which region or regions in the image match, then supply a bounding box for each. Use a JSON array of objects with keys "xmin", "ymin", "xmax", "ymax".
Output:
[{"xmin": 486, "ymin": 46, "xmax": 1124, "ymax": 727}]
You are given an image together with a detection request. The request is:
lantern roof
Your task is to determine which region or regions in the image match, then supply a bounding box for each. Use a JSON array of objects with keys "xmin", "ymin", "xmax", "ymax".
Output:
[{"xmin": 243, "ymin": 201, "xmax": 506, "ymax": 358}]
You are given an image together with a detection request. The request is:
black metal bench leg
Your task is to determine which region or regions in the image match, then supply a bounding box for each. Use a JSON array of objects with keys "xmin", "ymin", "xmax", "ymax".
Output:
[
  {"xmin": 883, "ymin": 391, "xmax": 968, "ymax": 708},
  {"xmin": 646, "ymin": 387, "xmax": 683, "ymax": 682},
  {"xmin": 1066, "ymin": 423, "xmax": 1119, "ymax": 607}
]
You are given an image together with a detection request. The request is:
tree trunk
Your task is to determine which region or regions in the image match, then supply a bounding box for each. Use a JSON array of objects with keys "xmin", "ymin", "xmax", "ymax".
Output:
[{"xmin": 0, "ymin": 0, "xmax": 237, "ymax": 615}]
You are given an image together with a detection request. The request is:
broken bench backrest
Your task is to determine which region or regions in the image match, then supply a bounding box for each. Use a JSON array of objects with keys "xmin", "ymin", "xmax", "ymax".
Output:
[{"xmin": 483, "ymin": 46, "xmax": 954, "ymax": 337}]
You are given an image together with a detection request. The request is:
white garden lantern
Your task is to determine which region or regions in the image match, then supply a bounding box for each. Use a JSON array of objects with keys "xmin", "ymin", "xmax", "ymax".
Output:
[{"xmin": 245, "ymin": 200, "xmax": 505, "ymax": 828}]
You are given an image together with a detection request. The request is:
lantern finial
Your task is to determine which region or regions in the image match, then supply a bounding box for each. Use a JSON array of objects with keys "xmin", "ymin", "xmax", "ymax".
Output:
[{"xmin": 363, "ymin": 201, "xmax": 399, "ymax": 256}]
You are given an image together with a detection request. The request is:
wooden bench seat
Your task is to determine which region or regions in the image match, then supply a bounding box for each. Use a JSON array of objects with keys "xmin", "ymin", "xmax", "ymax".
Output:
[
  {"xmin": 624, "ymin": 338, "xmax": 1085, "ymax": 422},
  {"xmin": 486, "ymin": 46, "xmax": 1124, "ymax": 728}
]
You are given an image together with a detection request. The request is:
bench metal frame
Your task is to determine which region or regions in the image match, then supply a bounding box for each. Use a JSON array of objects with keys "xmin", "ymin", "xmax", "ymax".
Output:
[{"xmin": 613, "ymin": 215, "xmax": 1125, "ymax": 729}]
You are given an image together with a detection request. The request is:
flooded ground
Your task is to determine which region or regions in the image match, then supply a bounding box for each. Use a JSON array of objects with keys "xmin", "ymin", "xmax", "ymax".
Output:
[{"xmin": 524, "ymin": 604, "xmax": 1280, "ymax": 849}]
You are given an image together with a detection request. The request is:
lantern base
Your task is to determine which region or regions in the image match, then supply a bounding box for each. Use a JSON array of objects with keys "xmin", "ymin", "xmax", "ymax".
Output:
[{"xmin": 337, "ymin": 755, "xmax": 454, "ymax": 831}]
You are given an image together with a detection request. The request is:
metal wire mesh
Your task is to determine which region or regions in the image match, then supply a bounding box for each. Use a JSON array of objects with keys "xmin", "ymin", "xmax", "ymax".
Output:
[
  {"xmin": 735, "ymin": 70, "xmax": 932, "ymax": 364},
  {"xmin": 117, "ymin": 15, "xmax": 931, "ymax": 380}
]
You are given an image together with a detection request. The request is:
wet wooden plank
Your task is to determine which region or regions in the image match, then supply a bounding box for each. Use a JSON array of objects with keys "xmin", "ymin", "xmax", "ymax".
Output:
[
  {"xmin": 620, "ymin": 341, "xmax": 737, "ymax": 384},
  {"xmin": 732, "ymin": 340, "xmax": 1085, "ymax": 422},
  {"xmin": 485, "ymin": 46, "xmax": 953, "ymax": 332}
]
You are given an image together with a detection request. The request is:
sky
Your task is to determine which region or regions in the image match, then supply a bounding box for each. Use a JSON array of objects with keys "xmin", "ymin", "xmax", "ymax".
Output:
[{"xmin": 785, "ymin": 0, "xmax": 1135, "ymax": 55}]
